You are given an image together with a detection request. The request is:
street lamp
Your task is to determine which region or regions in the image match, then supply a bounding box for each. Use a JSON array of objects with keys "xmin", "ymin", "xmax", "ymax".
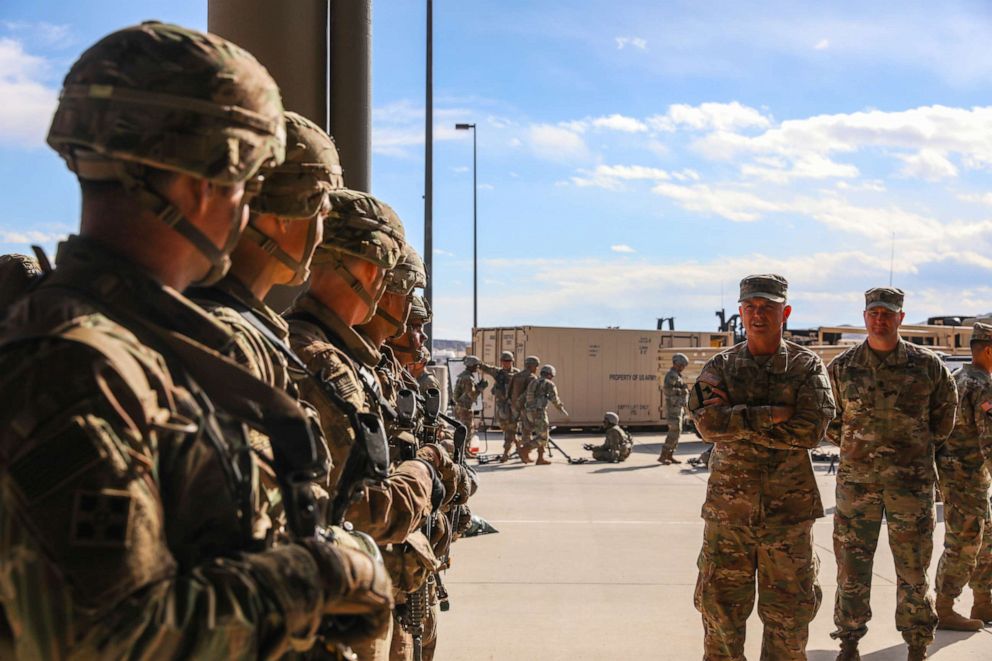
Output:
[{"xmin": 455, "ymin": 122, "xmax": 478, "ymax": 330}]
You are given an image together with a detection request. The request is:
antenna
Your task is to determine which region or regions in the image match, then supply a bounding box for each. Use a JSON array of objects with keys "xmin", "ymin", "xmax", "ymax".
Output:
[{"xmin": 889, "ymin": 231, "xmax": 895, "ymax": 286}]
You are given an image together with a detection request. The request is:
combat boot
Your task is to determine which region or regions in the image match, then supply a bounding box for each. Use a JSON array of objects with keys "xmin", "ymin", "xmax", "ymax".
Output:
[
  {"xmin": 657, "ymin": 449, "xmax": 671, "ymax": 464},
  {"xmin": 669, "ymin": 453, "xmax": 682, "ymax": 464},
  {"xmin": 907, "ymin": 644, "xmax": 927, "ymax": 661},
  {"xmin": 836, "ymin": 639, "xmax": 860, "ymax": 661},
  {"xmin": 936, "ymin": 594, "xmax": 983, "ymax": 631},
  {"xmin": 518, "ymin": 446, "xmax": 533, "ymax": 464},
  {"xmin": 536, "ymin": 448, "xmax": 551, "ymax": 465},
  {"xmin": 498, "ymin": 451, "xmax": 510, "ymax": 463},
  {"xmin": 970, "ymin": 590, "xmax": 992, "ymax": 623}
]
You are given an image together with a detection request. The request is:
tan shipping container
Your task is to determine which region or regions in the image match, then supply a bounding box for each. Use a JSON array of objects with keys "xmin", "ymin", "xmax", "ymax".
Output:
[{"xmin": 472, "ymin": 326, "xmax": 732, "ymax": 428}]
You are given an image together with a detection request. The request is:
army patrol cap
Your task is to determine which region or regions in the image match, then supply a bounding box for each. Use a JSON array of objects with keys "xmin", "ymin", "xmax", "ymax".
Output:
[
  {"xmin": 673, "ymin": 353, "xmax": 689, "ymax": 367},
  {"xmin": 864, "ymin": 287, "xmax": 904, "ymax": 312},
  {"xmin": 971, "ymin": 321, "xmax": 992, "ymax": 344},
  {"xmin": 603, "ymin": 411, "xmax": 619, "ymax": 426},
  {"xmin": 524, "ymin": 355, "xmax": 540, "ymax": 367},
  {"xmin": 313, "ymin": 189, "xmax": 405, "ymax": 270},
  {"xmin": 738, "ymin": 274, "xmax": 788, "ymax": 303},
  {"xmin": 500, "ymin": 351, "xmax": 514, "ymax": 362}
]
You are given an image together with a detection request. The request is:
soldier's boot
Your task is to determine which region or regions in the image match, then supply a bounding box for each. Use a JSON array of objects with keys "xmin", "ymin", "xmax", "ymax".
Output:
[
  {"xmin": 836, "ymin": 639, "xmax": 860, "ymax": 661},
  {"xmin": 936, "ymin": 594, "xmax": 983, "ymax": 631},
  {"xmin": 907, "ymin": 645, "xmax": 928, "ymax": 661},
  {"xmin": 970, "ymin": 590, "xmax": 992, "ymax": 623},
  {"xmin": 498, "ymin": 451, "xmax": 510, "ymax": 463},
  {"xmin": 656, "ymin": 449, "xmax": 671, "ymax": 464},
  {"xmin": 536, "ymin": 448, "xmax": 551, "ymax": 465},
  {"xmin": 518, "ymin": 445, "xmax": 533, "ymax": 464},
  {"xmin": 668, "ymin": 452, "xmax": 682, "ymax": 464}
]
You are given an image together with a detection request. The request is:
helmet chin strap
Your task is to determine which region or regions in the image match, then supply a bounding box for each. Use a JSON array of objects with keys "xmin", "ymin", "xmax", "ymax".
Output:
[
  {"xmin": 374, "ymin": 306, "xmax": 408, "ymax": 341},
  {"xmin": 114, "ymin": 163, "xmax": 239, "ymax": 286},
  {"xmin": 329, "ymin": 254, "xmax": 385, "ymax": 324},
  {"xmin": 242, "ymin": 215, "xmax": 319, "ymax": 287}
]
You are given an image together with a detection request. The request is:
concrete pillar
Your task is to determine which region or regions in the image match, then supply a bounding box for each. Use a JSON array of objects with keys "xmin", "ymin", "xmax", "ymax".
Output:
[{"xmin": 329, "ymin": 0, "xmax": 372, "ymax": 192}]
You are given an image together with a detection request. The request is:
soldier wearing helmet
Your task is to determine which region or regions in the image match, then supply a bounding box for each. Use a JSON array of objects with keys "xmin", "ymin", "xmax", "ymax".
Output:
[
  {"xmin": 509, "ymin": 355, "xmax": 542, "ymax": 462},
  {"xmin": 0, "ymin": 22, "xmax": 393, "ymax": 658},
  {"xmin": 524, "ymin": 364, "xmax": 569, "ymax": 465},
  {"xmin": 585, "ymin": 411, "xmax": 633, "ymax": 463},
  {"xmin": 658, "ymin": 352, "xmax": 691, "ymax": 465},
  {"xmin": 387, "ymin": 293, "xmax": 430, "ymax": 379},
  {"xmin": 474, "ymin": 351, "xmax": 520, "ymax": 462},
  {"xmin": 453, "ymin": 355, "xmax": 489, "ymax": 438}
]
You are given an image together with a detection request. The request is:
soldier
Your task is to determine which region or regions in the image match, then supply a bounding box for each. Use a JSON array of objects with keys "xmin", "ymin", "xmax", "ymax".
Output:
[
  {"xmin": 409, "ymin": 347, "xmax": 441, "ymax": 395},
  {"xmin": 658, "ymin": 352, "xmax": 690, "ymax": 465},
  {"xmin": 934, "ymin": 322, "xmax": 992, "ymax": 629},
  {"xmin": 509, "ymin": 355, "xmax": 541, "ymax": 463},
  {"xmin": 0, "ymin": 254, "xmax": 40, "ymax": 311},
  {"xmin": 689, "ymin": 274, "xmax": 835, "ymax": 661},
  {"xmin": 586, "ymin": 411, "xmax": 633, "ymax": 463},
  {"xmin": 286, "ymin": 190, "xmax": 453, "ymax": 661},
  {"xmin": 479, "ymin": 351, "xmax": 521, "ymax": 462},
  {"xmin": 524, "ymin": 364, "xmax": 569, "ymax": 466},
  {"xmin": 827, "ymin": 287, "xmax": 957, "ymax": 661},
  {"xmin": 0, "ymin": 22, "xmax": 391, "ymax": 658},
  {"xmin": 453, "ymin": 355, "xmax": 488, "ymax": 437}
]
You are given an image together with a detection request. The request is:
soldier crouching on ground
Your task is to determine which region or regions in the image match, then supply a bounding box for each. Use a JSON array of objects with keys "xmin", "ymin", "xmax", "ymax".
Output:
[
  {"xmin": 689, "ymin": 274, "xmax": 835, "ymax": 661},
  {"xmin": 0, "ymin": 23, "xmax": 391, "ymax": 659},
  {"xmin": 585, "ymin": 412, "xmax": 633, "ymax": 463},
  {"xmin": 827, "ymin": 288, "xmax": 957, "ymax": 661}
]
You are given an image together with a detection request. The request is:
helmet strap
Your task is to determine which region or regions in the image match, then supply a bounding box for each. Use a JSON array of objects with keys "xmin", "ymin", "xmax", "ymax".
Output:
[
  {"xmin": 331, "ymin": 254, "xmax": 380, "ymax": 324},
  {"xmin": 242, "ymin": 215, "xmax": 319, "ymax": 286}
]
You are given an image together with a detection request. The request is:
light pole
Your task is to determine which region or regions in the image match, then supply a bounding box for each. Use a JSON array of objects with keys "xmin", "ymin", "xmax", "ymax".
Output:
[{"xmin": 455, "ymin": 122, "xmax": 477, "ymax": 330}]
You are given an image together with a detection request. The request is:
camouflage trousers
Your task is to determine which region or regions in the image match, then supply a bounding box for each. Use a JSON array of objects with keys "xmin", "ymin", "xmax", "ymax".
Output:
[
  {"xmin": 512, "ymin": 404, "xmax": 534, "ymax": 448},
  {"xmin": 524, "ymin": 408, "xmax": 550, "ymax": 449},
  {"xmin": 389, "ymin": 601, "xmax": 438, "ymax": 661},
  {"xmin": 351, "ymin": 612, "xmax": 394, "ymax": 661},
  {"xmin": 695, "ymin": 520, "xmax": 821, "ymax": 661},
  {"xmin": 663, "ymin": 412, "xmax": 683, "ymax": 454},
  {"xmin": 832, "ymin": 480, "xmax": 937, "ymax": 648},
  {"xmin": 934, "ymin": 472, "xmax": 992, "ymax": 597},
  {"xmin": 453, "ymin": 406, "xmax": 474, "ymax": 437},
  {"xmin": 592, "ymin": 444, "xmax": 629, "ymax": 463},
  {"xmin": 494, "ymin": 399, "xmax": 517, "ymax": 451}
]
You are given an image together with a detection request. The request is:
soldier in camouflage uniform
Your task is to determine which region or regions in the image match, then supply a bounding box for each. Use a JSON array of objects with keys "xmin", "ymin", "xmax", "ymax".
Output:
[
  {"xmin": 0, "ymin": 23, "xmax": 392, "ymax": 659},
  {"xmin": 689, "ymin": 274, "xmax": 835, "ymax": 661},
  {"xmin": 478, "ymin": 351, "xmax": 521, "ymax": 462},
  {"xmin": 827, "ymin": 287, "xmax": 957, "ymax": 661},
  {"xmin": 934, "ymin": 321, "xmax": 992, "ymax": 629},
  {"xmin": 659, "ymin": 352, "xmax": 690, "ymax": 464},
  {"xmin": 287, "ymin": 190, "xmax": 453, "ymax": 661},
  {"xmin": 586, "ymin": 412, "xmax": 633, "ymax": 463},
  {"xmin": 509, "ymin": 355, "xmax": 541, "ymax": 463},
  {"xmin": 0, "ymin": 254, "xmax": 40, "ymax": 312},
  {"xmin": 524, "ymin": 364, "xmax": 569, "ymax": 466},
  {"xmin": 453, "ymin": 355, "xmax": 488, "ymax": 437}
]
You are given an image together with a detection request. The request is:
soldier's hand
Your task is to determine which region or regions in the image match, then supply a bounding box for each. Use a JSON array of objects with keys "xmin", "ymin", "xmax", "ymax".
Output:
[
  {"xmin": 417, "ymin": 443, "xmax": 459, "ymax": 503},
  {"xmin": 771, "ymin": 405, "xmax": 795, "ymax": 424},
  {"xmin": 301, "ymin": 539, "xmax": 394, "ymax": 621}
]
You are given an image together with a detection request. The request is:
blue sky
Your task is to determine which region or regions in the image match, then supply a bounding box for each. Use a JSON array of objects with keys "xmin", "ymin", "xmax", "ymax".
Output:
[{"xmin": 4, "ymin": 1, "xmax": 992, "ymax": 339}]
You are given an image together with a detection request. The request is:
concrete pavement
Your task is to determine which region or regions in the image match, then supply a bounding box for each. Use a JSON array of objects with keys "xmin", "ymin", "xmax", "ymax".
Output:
[{"xmin": 434, "ymin": 432, "xmax": 992, "ymax": 660}]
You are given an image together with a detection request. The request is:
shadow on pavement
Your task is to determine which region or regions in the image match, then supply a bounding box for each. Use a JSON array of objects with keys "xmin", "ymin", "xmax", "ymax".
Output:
[
  {"xmin": 472, "ymin": 464, "xmax": 528, "ymax": 474},
  {"xmin": 591, "ymin": 463, "xmax": 664, "ymax": 474},
  {"xmin": 808, "ymin": 629, "xmax": 988, "ymax": 660}
]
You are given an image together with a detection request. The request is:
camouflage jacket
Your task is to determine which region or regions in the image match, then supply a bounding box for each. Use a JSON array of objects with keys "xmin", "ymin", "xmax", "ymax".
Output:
[
  {"xmin": 417, "ymin": 369, "xmax": 441, "ymax": 396},
  {"xmin": 526, "ymin": 377, "xmax": 564, "ymax": 412},
  {"xmin": 826, "ymin": 339, "xmax": 957, "ymax": 486},
  {"xmin": 689, "ymin": 340, "xmax": 835, "ymax": 526},
  {"xmin": 452, "ymin": 370, "xmax": 481, "ymax": 411},
  {"xmin": 509, "ymin": 369, "xmax": 536, "ymax": 412},
  {"xmin": 0, "ymin": 237, "xmax": 331, "ymax": 659},
  {"xmin": 605, "ymin": 425, "xmax": 632, "ymax": 452},
  {"xmin": 286, "ymin": 295, "xmax": 433, "ymax": 544},
  {"xmin": 937, "ymin": 362, "xmax": 992, "ymax": 485},
  {"xmin": 479, "ymin": 363, "xmax": 518, "ymax": 404},
  {"xmin": 664, "ymin": 367, "xmax": 688, "ymax": 418}
]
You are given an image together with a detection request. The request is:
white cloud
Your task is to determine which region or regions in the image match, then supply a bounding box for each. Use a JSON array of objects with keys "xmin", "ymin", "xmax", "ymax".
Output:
[
  {"xmin": 611, "ymin": 244, "xmax": 636, "ymax": 253},
  {"xmin": 959, "ymin": 192, "xmax": 992, "ymax": 206},
  {"xmin": 814, "ymin": 38, "xmax": 830, "ymax": 50},
  {"xmin": 590, "ymin": 114, "xmax": 648, "ymax": 133},
  {"xmin": 452, "ymin": 165, "xmax": 469, "ymax": 173},
  {"xmin": 570, "ymin": 164, "xmax": 671, "ymax": 189},
  {"xmin": 434, "ymin": 247, "xmax": 455, "ymax": 257},
  {"xmin": 2, "ymin": 21, "xmax": 71, "ymax": 46},
  {"xmin": 741, "ymin": 153, "xmax": 860, "ymax": 182},
  {"xmin": 652, "ymin": 182, "xmax": 785, "ymax": 222},
  {"xmin": 528, "ymin": 123, "xmax": 590, "ymax": 162},
  {"xmin": 898, "ymin": 148, "xmax": 958, "ymax": 180},
  {"xmin": 372, "ymin": 100, "xmax": 470, "ymax": 157},
  {"xmin": 649, "ymin": 102, "xmax": 772, "ymax": 133},
  {"xmin": 0, "ymin": 229, "xmax": 65, "ymax": 244},
  {"xmin": 615, "ymin": 36, "xmax": 647, "ymax": 50},
  {"xmin": 0, "ymin": 38, "xmax": 58, "ymax": 148},
  {"xmin": 477, "ymin": 183, "xmax": 495, "ymax": 190}
]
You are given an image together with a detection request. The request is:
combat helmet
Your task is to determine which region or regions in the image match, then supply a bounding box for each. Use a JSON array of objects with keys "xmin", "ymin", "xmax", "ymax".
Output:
[
  {"xmin": 464, "ymin": 355, "xmax": 481, "ymax": 369},
  {"xmin": 242, "ymin": 111, "xmax": 344, "ymax": 285},
  {"xmin": 524, "ymin": 355, "xmax": 540, "ymax": 368},
  {"xmin": 673, "ymin": 353, "xmax": 689, "ymax": 367},
  {"xmin": 0, "ymin": 254, "xmax": 41, "ymax": 310},
  {"xmin": 375, "ymin": 243, "xmax": 426, "ymax": 337},
  {"xmin": 408, "ymin": 295, "xmax": 432, "ymax": 325},
  {"xmin": 603, "ymin": 411, "xmax": 619, "ymax": 426},
  {"xmin": 311, "ymin": 189, "xmax": 405, "ymax": 322},
  {"xmin": 540, "ymin": 364, "xmax": 556, "ymax": 378},
  {"xmin": 500, "ymin": 351, "xmax": 514, "ymax": 362},
  {"xmin": 47, "ymin": 21, "xmax": 286, "ymax": 286}
]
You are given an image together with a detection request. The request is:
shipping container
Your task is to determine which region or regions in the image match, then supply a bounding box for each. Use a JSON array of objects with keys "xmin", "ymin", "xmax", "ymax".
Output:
[{"xmin": 471, "ymin": 326, "xmax": 732, "ymax": 428}]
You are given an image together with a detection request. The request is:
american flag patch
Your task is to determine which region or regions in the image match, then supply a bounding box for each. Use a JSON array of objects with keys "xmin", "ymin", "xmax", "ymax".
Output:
[{"xmin": 697, "ymin": 372, "xmax": 722, "ymax": 388}]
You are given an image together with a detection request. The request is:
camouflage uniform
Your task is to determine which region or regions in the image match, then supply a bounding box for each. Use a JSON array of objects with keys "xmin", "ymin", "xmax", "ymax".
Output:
[
  {"xmin": 452, "ymin": 368, "xmax": 483, "ymax": 435},
  {"xmin": 524, "ymin": 373, "xmax": 567, "ymax": 450},
  {"xmin": 827, "ymin": 311, "xmax": 957, "ymax": 649},
  {"xmin": 591, "ymin": 423, "xmax": 633, "ymax": 463},
  {"xmin": 689, "ymin": 337, "xmax": 834, "ymax": 660},
  {"xmin": 661, "ymin": 359, "xmax": 689, "ymax": 462},
  {"xmin": 479, "ymin": 358, "xmax": 520, "ymax": 454},
  {"xmin": 935, "ymin": 360, "xmax": 992, "ymax": 604},
  {"xmin": 509, "ymin": 365, "xmax": 539, "ymax": 448},
  {"xmin": 0, "ymin": 23, "xmax": 392, "ymax": 659}
]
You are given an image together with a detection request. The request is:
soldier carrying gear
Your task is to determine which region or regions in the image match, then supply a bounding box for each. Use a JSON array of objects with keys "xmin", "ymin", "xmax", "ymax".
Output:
[
  {"xmin": 47, "ymin": 21, "xmax": 286, "ymax": 287},
  {"xmin": 478, "ymin": 352, "xmax": 520, "ymax": 462},
  {"xmin": 372, "ymin": 244, "xmax": 426, "ymax": 340},
  {"xmin": 509, "ymin": 355, "xmax": 542, "ymax": 462},
  {"xmin": 0, "ymin": 22, "xmax": 398, "ymax": 659},
  {"xmin": 659, "ymin": 352, "xmax": 690, "ymax": 465},
  {"xmin": 586, "ymin": 411, "xmax": 633, "ymax": 463},
  {"xmin": 524, "ymin": 364, "xmax": 568, "ymax": 465},
  {"xmin": 453, "ymin": 355, "xmax": 489, "ymax": 438}
]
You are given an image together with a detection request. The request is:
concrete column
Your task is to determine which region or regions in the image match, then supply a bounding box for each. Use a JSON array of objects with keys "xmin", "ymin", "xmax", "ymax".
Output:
[{"xmin": 328, "ymin": 0, "xmax": 372, "ymax": 192}]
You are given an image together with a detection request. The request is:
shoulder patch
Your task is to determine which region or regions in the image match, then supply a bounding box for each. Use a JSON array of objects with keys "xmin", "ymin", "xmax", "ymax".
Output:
[
  {"xmin": 696, "ymin": 372, "xmax": 722, "ymax": 388},
  {"xmin": 70, "ymin": 488, "xmax": 132, "ymax": 548}
]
